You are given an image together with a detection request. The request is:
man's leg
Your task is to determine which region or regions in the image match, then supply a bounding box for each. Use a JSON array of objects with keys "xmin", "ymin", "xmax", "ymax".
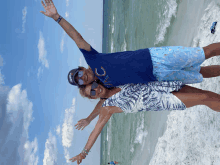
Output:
[
  {"xmin": 203, "ymin": 42, "xmax": 220, "ymax": 59},
  {"xmin": 200, "ymin": 65, "xmax": 220, "ymax": 78}
]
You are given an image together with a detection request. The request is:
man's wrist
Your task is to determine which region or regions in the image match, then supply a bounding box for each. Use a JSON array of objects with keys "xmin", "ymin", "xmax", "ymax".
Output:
[{"xmin": 52, "ymin": 13, "xmax": 60, "ymax": 21}]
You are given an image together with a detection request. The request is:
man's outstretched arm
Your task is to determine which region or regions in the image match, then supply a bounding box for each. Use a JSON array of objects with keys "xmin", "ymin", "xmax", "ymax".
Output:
[
  {"xmin": 40, "ymin": 0, "xmax": 91, "ymax": 51},
  {"xmin": 52, "ymin": 14, "xmax": 91, "ymax": 51}
]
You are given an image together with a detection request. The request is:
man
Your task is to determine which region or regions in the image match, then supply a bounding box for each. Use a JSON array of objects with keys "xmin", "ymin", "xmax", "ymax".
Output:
[
  {"xmin": 41, "ymin": 0, "xmax": 220, "ymax": 129},
  {"xmin": 40, "ymin": 0, "xmax": 220, "ymax": 89}
]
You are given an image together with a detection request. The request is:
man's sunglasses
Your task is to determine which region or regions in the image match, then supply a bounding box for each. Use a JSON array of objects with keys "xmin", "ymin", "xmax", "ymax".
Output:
[
  {"xmin": 90, "ymin": 81, "xmax": 99, "ymax": 96},
  {"xmin": 76, "ymin": 71, "xmax": 84, "ymax": 85}
]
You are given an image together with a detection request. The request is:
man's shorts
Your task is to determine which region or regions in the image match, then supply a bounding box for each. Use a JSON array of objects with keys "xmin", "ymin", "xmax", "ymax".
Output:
[{"xmin": 149, "ymin": 46, "xmax": 205, "ymax": 85}]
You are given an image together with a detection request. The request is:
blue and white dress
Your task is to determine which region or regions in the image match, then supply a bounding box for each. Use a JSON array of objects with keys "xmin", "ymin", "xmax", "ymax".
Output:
[{"xmin": 102, "ymin": 81, "xmax": 186, "ymax": 113}]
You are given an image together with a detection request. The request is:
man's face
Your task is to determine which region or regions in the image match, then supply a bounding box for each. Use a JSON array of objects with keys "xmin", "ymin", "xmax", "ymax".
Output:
[{"xmin": 75, "ymin": 67, "xmax": 95, "ymax": 85}]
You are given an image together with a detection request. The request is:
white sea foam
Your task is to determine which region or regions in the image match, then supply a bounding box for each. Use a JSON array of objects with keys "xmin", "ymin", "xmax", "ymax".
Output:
[
  {"xmin": 112, "ymin": 14, "xmax": 115, "ymax": 34},
  {"xmin": 134, "ymin": 113, "xmax": 148, "ymax": 152},
  {"xmin": 150, "ymin": 104, "xmax": 220, "ymax": 165},
  {"xmin": 130, "ymin": 146, "xmax": 134, "ymax": 153},
  {"xmin": 154, "ymin": 0, "xmax": 178, "ymax": 45},
  {"xmin": 192, "ymin": 1, "xmax": 220, "ymax": 48},
  {"xmin": 110, "ymin": 39, "xmax": 114, "ymax": 52},
  {"xmin": 120, "ymin": 28, "xmax": 127, "ymax": 51},
  {"xmin": 107, "ymin": 118, "xmax": 112, "ymax": 156}
]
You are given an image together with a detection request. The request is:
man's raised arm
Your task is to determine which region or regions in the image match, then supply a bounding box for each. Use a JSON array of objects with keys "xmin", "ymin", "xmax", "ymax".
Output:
[{"xmin": 40, "ymin": 0, "xmax": 91, "ymax": 51}]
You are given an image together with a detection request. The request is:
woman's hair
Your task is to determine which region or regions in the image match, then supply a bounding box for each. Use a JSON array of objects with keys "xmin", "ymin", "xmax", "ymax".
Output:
[
  {"xmin": 108, "ymin": 163, "xmax": 110, "ymax": 164},
  {"xmin": 79, "ymin": 86, "xmax": 94, "ymax": 99}
]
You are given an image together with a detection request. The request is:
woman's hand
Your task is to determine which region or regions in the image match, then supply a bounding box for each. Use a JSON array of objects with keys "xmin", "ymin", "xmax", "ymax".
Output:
[
  {"xmin": 69, "ymin": 153, "xmax": 86, "ymax": 165},
  {"xmin": 40, "ymin": 0, "xmax": 58, "ymax": 19},
  {"xmin": 75, "ymin": 118, "xmax": 91, "ymax": 130}
]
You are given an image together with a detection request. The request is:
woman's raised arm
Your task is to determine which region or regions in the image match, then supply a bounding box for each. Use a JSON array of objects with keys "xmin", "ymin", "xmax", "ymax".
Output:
[
  {"xmin": 69, "ymin": 106, "xmax": 113, "ymax": 164},
  {"xmin": 75, "ymin": 99, "xmax": 106, "ymax": 130}
]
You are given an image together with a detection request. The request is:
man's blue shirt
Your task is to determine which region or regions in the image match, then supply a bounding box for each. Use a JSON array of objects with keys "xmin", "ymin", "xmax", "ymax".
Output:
[{"xmin": 79, "ymin": 46, "xmax": 157, "ymax": 88}]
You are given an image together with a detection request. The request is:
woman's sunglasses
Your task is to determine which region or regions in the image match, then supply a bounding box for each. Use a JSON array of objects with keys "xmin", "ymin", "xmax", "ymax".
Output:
[{"xmin": 90, "ymin": 81, "xmax": 99, "ymax": 96}]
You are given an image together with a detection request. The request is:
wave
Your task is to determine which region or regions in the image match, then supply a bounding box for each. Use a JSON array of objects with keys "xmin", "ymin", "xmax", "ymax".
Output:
[{"xmin": 154, "ymin": 0, "xmax": 178, "ymax": 45}]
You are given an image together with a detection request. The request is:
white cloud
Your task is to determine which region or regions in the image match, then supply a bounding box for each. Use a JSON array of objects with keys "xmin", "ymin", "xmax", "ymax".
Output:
[
  {"xmin": 65, "ymin": 12, "xmax": 69, "ymax": 18},
  {"xmin": 0, "ymin": 82, "xmax": 39, "ymax": 165},
  {"xmin": 23, "ymin": 138, "xmax": 39, "ymax": 165},
  {"xmin": 66, "ymin": 0, "xmax": 69, "ymax": 7},
  {"xmin": 37, "ymin": 66, "xmax": 43, "ymax": 78},
  {"xmin": 7, "ymin": 84, "xmax": 33, "ymax": 134},
  {"xmin": 56, "ymin": 125, "xmax": 61, "ymax": 136},
  {"xmin": 60, "ymin": 11, "xmax": 70, "ymax": 53},
  {"xmin": 62, "ymin": 98, "xmax": 75, "ymax": 148},
  {"xmin": 0, "ymin": 61, "xmax": 38, "ymax": 165},
  {"xmin": 22, "ymin": 6, "xmax": 27, "ymax": 33},
  {"xmin": 62, "ymin": 98, "xmax": 75, "ymax": 163},
  {"xmin": 43, "ymin": 132, "xmax": 58, "ymax": 165},
  {"xmin": 79, "ymin": 57, "xmax": 82, "ymax": 66},
  {"xmin": 38, "ymin": 31, "xmax": 49, "ymax": 68},
  {"xmin": 64, "ymin": 148, "xmax": 71, "ymax": 163},
  {"xmin": 0, "ymin": 70, "xmax": 4, "ymax": 85},
  {"xmin": 60, "ymin": 38, "xmax": 64, "ymax": 53},
  {"xmin": 0, "ymin": 55, "xmax": 3, "ymax": 66}
]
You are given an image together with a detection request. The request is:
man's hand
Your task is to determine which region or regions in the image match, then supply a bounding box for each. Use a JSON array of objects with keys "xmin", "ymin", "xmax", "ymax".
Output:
[
  {"xmin": 40, "ymin": 0, "xmax": 58, "ymax": 19},
  {"xmin": 75, "ymin": 118, "xmax": 91, "ymax": 130}
]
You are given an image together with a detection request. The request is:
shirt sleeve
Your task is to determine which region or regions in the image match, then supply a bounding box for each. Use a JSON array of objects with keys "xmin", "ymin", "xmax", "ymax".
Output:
[{"xmin": 79, "ymin": 46, "xmax": 99, "ymax": 57}]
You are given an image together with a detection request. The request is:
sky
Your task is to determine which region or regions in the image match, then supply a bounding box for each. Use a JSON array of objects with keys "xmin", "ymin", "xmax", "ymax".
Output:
[{"xmin": 0, "ymin": 0, "xmax": 103, "ymax": 164}]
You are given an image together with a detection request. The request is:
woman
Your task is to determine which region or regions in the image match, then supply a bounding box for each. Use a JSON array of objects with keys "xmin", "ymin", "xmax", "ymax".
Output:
[{"xmin": 70, "ymin": 81, "xmax": 220, "ymax": 164}]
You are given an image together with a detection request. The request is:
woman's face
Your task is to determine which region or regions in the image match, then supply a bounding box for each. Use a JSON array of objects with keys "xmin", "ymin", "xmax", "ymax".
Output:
[{"xmin": 83, "ymin": 83, "xmax": 106, "ymax": 99}]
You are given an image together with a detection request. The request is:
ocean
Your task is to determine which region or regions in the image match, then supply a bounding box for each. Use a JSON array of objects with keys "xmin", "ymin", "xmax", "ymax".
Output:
[{"xmin": 101, "ymin": 0, "xmax": 220, "ymax": 165}]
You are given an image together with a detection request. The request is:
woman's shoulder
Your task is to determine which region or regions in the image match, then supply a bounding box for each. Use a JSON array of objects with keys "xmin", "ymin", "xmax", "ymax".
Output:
[{"xmin": 117, "ymin": 83, "xmax": 140, "ymax": 89}]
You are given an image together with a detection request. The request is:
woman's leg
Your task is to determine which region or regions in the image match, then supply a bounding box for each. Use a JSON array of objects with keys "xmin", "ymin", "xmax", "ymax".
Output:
[
  {"xmin": 200, "ymin": 65, "xmax": 220, "ymax": 78},
  {"xmin": 172, "ymin": 85, "xmax": 220, "ymax": 112},
  {"xmin": 203, "ymin": 42, "xmax": 220, "ymax": 59}
]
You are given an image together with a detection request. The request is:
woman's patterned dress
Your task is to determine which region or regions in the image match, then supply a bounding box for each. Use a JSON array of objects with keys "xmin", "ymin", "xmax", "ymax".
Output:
[{"xmin": 102, "ymin": 81, "xmax": 186, "ymax": 113}]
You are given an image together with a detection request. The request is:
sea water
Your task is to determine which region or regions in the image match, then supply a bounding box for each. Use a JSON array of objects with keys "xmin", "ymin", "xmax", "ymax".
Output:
[{"xmin": 101, "ymin": 0, "xmax": 220, "ymax": 164}]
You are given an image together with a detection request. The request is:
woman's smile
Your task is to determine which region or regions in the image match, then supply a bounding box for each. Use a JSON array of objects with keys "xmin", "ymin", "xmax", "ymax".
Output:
[{"xmin": 98, "ymin": 86, "xmax": 102, "ymax": 95}]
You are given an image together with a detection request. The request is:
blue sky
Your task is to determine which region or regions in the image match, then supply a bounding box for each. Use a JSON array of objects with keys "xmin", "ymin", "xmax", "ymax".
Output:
[{"xmin": 0, "ymin": 0, "xmax": 103, "ymax": 164}]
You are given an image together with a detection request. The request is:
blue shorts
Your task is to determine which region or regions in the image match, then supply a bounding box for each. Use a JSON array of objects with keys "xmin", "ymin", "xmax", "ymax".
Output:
[{"xmin": 149, "ymin": 46, "xmax": 205, "ymax": 85}]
